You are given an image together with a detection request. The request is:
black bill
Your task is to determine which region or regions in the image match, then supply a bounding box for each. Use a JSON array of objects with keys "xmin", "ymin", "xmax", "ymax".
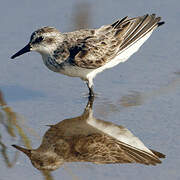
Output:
[{"xmin": 11, "ymin": 43, "xmax": 31, "ymax": 59}]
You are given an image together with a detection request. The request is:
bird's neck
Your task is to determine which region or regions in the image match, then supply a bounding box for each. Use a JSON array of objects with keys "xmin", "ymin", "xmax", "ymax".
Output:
[{"xmin": 41, "ymin": 54, "xmax": 62, "ymax": 72}]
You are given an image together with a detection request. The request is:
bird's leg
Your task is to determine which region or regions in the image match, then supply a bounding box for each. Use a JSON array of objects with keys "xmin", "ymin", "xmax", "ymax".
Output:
[
  {"xmin": 85, "ymin": 94, "xmax": 94, "ymax": 111},
  {"xmin": 86, "ymin": 79, "xmax": 94, "ymax": 98},
  {"xmin": 87, "ymin": 83, "xmax": 94, "ymax": 97}
]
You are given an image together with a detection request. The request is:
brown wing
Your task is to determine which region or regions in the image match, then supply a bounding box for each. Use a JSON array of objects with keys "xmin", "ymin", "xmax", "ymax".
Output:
[
  {"xmin": 74, "ymin": 134, "xmax": 165, "ymax": 165},
  {"xmin": 72, "ymin": 18, "xmax": 131, "ymax": 69},
  {"xmin": 71, "ymin": 14, "xmax": 164, "ymax": 69}
]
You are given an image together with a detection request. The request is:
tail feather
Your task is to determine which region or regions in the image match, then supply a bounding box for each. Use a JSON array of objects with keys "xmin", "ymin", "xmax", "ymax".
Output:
[
  {"xmin": 123, "ymin": 14, "xmax": 150, "ymax": 42},
  {"xmin": 157, "ymin": 21, "xmax": 165, "ymax": 27},
  {"xmin": 111, "ymin": 16, "xmax": 128, "ymax": 29},
  {"xmin": 121, "ymin": 144, "xmax": 162, "ymax": 165},
  {"xmin": 122, "ymin": 15, "xmax": 146, "ymax": 40},
  {"xmin": 150, "ymin": 149, "xmax": 166, "ymax": 159},
  {"xmin": 113, "ymin": 14, "xmax": 164, "ymax": 54},
  {"xmin": 123, "ymin": 16, "xmax": 159, "ymax": 47}
]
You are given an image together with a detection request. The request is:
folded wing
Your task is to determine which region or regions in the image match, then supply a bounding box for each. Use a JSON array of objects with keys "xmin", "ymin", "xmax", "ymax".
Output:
[
  {"xmin": 75, "ymin": 134, "xmax": 165, "ymax": 165},
  {"xmin": 72, "ymin": 14, "xmax": 164, "ymax": 69}
]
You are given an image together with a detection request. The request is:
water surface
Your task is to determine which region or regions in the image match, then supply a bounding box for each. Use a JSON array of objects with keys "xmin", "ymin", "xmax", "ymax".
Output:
[{"xmin": 0, "ymin": 0, "xmax": 180, "ymax": 180}]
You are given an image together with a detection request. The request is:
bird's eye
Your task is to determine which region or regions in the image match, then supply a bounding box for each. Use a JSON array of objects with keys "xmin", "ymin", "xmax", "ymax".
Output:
[{"xmin": 35, "ymin": 36, "xmax": 43, "ymax": 43}]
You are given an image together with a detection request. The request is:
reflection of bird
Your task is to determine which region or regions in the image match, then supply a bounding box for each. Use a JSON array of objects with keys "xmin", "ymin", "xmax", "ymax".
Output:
[
  {"xmin": 12, "ymin": 97, "xmax": 165, "ymax": 171},
  {"xmin": 11, "ymin": 14, "xmax": 164, "ymax": 97}
]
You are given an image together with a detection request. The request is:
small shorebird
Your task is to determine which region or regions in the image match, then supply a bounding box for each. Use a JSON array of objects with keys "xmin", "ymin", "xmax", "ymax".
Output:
[
  {"xmin": 11, "ymin": 14, "xmax": 164, "ymax": 97},
  {"xmin": 12, "ymin": 97, "xmax": 165, "ymax": 171}
]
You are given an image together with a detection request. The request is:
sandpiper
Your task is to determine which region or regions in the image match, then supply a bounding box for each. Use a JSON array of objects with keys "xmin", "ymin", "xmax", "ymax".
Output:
[{"xmin": 11, "ymin": 14, "xmax": 164, "ymax": 97}]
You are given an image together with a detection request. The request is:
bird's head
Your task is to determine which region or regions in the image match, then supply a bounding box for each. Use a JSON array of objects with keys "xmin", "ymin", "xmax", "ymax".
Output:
[
  {"xmin": 12, "ymin": 144, "xmax": 64, "ymax": 171},
  {"xmin": 11, "ymin": 27, "xmax": 64, "ymax": 59}
]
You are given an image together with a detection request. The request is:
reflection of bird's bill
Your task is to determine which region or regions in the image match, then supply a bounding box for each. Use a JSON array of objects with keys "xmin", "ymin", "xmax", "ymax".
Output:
[
  {"xmin": 11, "ymin": 44, "xmax": 31, "ymax": 59},
  {"xmin": 12, "ymin": 144, "xmax": 31, "ymax": 156}
]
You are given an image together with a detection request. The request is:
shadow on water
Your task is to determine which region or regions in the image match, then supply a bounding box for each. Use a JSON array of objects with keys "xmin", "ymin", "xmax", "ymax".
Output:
[
  {"xmin": 120, "ymin": 72, "xmax": 180, "ymax": 106},
  {"xmin": 0, "ymin": 89, "xmax": 53, "ymax": 180},
  {"xmin": 12, "ymin": 96, "xmax": 165, "ymax": 173},
  {"xmin": 95, "ymin": 72, "xmax": 180, "ymax": 118}
]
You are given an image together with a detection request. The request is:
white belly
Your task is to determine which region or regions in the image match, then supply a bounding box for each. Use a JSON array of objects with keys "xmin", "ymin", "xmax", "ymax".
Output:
[{"xmin": 58, "ymin": 62, "xmax": 93, "ymax": 80}]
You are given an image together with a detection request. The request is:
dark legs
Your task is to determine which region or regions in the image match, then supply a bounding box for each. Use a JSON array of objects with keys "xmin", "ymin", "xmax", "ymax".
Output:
[
  {"xmin": 87, "ymin": 84, "xmax": 94, "ymax": 97},
  {"xmin": 86, "ymin": 80, "xmax": 94, "ymax": 98},
  {"xmin": 83, "ymin": 91, "xmax": 94, "ymax": 116},
  {"xmin": 86, "ymin": 94, "xmax": 94, "ymax": 109}
]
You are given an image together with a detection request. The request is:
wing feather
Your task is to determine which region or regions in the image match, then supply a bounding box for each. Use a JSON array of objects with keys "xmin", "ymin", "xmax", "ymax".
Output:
[
  {"xmin": 74, "ymin": 134, "xmax": 164, "ymax": 165},
  {"xmin": 64, "ymin": 14, "xmax": 164, "ymax": 69}
]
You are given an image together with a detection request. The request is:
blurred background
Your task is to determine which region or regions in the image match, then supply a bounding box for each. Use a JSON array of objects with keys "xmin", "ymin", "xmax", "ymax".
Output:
[{"xmin": 0, "ymin": 0, "xmax": 180, "ymax": 180}]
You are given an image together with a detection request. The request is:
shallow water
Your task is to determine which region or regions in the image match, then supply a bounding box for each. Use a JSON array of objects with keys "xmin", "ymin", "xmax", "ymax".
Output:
[{"xmin": 1, "ymin": 0, "xmax": 180, "ymax": 180}]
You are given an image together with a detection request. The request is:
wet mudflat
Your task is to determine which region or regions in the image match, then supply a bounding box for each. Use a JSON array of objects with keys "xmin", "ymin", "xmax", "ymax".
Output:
[{"xmin": 0, "ymin": 0, "xmax": 180, "ymax": 180}]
